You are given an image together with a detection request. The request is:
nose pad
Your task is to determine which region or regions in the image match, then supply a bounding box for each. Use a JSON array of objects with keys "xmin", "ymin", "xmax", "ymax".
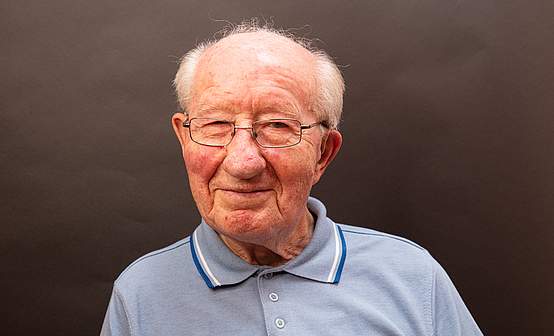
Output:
[
  {"xmin": 229, "ymin": 126, "xmax": 258, "ymax": 148},
  {"xmin": 231, "ymin": 126, "xmax": 258, "ymax": 145},
  {"xmin": 222, "ymin": 128, "xmax": 266, "ymax": 179}
]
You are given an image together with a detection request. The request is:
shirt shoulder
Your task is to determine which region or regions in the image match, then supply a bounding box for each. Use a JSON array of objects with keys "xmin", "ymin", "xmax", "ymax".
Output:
[
  {"xmin": 337, "ymin": 223, "xmax": 433, "ymax": 278},
  {"xmin": 114, "ymin": 237, "xmax": 193, "ymax": 290},
  {"xmin": 338, "ymin": 223, "xmax": 427, "ymax": 253}
]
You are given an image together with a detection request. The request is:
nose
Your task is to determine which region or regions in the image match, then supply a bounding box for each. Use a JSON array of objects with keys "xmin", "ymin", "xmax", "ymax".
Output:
[{"xmin": 222, "ymin": 128, "xmax": 266, "ymax": 180}]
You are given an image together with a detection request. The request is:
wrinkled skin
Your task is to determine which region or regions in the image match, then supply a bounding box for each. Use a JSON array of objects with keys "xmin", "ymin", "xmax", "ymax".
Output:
[{"xmin": 172, "ymin": 32, "xmax": 342, "ymax": 266}]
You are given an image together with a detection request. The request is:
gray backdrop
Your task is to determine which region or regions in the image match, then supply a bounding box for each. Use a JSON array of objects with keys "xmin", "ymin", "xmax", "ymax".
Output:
[{"xmin": 2, "ymin": 0, "xmax": 553, "ymax": 335}]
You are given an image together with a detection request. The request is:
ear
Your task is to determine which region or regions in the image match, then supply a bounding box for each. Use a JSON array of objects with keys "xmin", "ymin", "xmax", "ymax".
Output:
[
  {"xmin": 312, "ymin": 129, "xmax": 342, "ymax": 185},
  {"xmin": 171, "ymin": 112, "xmax": 188, "ymax": 149}
]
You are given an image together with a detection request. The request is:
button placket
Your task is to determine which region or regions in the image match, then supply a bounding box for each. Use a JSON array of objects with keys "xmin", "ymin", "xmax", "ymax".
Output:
[{"xmin": 257, "ymin": 270, "xmax": 289, "ymax": 332}]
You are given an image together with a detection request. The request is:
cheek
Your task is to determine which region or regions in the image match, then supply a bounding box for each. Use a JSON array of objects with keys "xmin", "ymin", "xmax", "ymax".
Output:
[
  {"xmin": 183, "ymin": 146, "xmax": 222, "ymax": 186},
  {"xmin": 266, "ymin": 148, "xmax": 318, "ymax": 190}
]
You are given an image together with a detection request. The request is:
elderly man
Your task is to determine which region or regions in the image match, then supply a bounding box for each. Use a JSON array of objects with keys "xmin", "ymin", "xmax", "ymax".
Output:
[{"xmin": 101, "ymin": 24, "xmax": 482, "ymax": 336}]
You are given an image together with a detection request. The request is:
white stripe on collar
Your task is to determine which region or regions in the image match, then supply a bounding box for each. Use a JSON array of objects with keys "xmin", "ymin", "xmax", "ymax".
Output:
[
  {"xmin": 193, "ymin": 230, "xmax": 221, "ymax": 287},
  {"xmin": 327, "ymin": 223, "xmax": 341, "ymax": 283}
]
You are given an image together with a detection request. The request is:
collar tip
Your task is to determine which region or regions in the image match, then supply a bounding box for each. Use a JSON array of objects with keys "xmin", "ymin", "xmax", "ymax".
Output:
[{"xmin": 203, "ymin": 280, "xmax": 217, "ymax": 289}]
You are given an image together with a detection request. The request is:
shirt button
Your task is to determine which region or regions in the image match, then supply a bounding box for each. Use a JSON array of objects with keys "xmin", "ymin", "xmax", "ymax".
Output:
[
  {"xmin": 275, "ymin": 318, "xmax": 286, "ymax": 329},
  {"xmin": 263, "ymin": 273, "xmax": 273, "ymax": 279},
  {"xmin": 269, "ymin": 292, "xmax": 279, "ymax": 302}
]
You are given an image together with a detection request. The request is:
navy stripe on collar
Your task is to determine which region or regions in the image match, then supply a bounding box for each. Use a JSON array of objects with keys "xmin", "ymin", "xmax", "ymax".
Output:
[
  {"xmin": 190, "ymin": 230, "xmax": 219, "ymax": 288},
  {"xmin": 332, "ymin": 225, "xmax": 347, "ymax": 283}
]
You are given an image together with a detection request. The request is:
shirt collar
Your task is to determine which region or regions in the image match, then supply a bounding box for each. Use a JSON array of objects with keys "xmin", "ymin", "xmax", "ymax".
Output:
[{"xmin": 190, "ymin": 196, "xmax": 347, "ymax": 289}]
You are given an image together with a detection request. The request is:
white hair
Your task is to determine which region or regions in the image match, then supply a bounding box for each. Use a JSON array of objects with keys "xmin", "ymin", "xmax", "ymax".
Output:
[{"xmin": 173, "ymin": 21, "xmax": 345, "ymax": 129}]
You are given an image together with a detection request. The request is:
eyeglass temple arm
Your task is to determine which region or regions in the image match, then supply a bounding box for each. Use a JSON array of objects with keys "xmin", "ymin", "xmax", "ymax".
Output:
[
  {"xmin": 177, "ymin": 111, "xmax": 190, "ymax": 127},
  {"xmin": 182, "ymin": 114, "xmax": 192, "ymax": 127}
]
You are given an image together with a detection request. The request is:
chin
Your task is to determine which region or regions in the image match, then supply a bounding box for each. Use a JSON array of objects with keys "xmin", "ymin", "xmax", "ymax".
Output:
[{"xmin": 214, "ymin": 209, "xmax": 275, "ymax": 242}]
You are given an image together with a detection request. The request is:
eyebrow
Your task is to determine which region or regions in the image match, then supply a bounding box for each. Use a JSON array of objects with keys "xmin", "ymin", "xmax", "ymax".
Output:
[
  {"xmin": 192, "ymin": 105, "xmax": 301, "ymax": 120},
  {"xmin": 192, "ymin": 104, "xmax": 232, "ymax": 118},
  {"xmin": 255, "ymin": 108, "xmax": 299, "ymax": 119},
  {"xmin": 253, "ymin": 96, "xmax": 306, "ymax": 119}
]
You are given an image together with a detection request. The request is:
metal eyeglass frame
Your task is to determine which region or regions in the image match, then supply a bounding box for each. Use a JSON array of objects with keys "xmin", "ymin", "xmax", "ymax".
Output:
[{"xmin": 182, "ymin": 117, "xmax": 328, "ymax": 148}]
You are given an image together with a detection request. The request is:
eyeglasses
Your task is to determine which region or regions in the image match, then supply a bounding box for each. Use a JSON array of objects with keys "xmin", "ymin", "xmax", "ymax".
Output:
[{"xmin": 183, "ymin": 118, "xmax": 328, "ymax": 148}]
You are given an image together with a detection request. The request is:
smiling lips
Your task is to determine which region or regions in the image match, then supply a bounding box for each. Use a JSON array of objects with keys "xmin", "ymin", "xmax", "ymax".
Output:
[{"xmin": 217, "ymin": 188, "xmax": 272, "ymax": 198}]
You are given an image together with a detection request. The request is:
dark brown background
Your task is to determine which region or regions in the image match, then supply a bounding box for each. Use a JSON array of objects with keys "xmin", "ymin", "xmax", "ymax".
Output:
[{"xmin": 2, "ymin": 0, "xmax": 553, "ymax": 335}]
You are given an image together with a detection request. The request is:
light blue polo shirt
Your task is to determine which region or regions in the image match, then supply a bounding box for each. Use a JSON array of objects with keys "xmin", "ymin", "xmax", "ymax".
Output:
[{"xmin": 101, "ymin": 197, "xmax": 483, "ymax": 335}]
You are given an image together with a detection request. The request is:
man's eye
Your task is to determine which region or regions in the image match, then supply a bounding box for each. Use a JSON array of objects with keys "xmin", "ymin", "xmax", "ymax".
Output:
[
  {"xmin": 268, "ymin": 121, "xmax": 290, "ymax": 129},
  {"xmin": 205, "ymin": 120, "xmax": 229, "ymax": 126},
  {"xmin": 200, "ymin": 120, "xmax": 230, "ymax": 130},
  {"xmin": 196, "ymin": 121, "xmax": 231, "ymax": 136}
]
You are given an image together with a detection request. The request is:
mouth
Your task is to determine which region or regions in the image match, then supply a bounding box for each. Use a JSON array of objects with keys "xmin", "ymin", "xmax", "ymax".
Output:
[
  {"xmin": 220, "ymin": 188, "xmax": 271, "ymax": 193},
  {"xmin": 217, "ymin": 188, "xmax": 272, "ymax": 198}
]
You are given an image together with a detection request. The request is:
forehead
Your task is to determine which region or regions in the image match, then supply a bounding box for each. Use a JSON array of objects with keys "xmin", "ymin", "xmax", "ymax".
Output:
[{"xmin": 189, "ymin": 32, "xmax": 318, "ymax": 117}]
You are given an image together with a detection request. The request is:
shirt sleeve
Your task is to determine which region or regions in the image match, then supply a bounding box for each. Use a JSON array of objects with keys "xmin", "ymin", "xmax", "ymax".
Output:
[
  {"xmin": 100, "ymin": 285, "xmax": 133, "ymax": 336},
  {"xmin": 431, "ymin": 259, "xmax": 483, "ymax": 336}
]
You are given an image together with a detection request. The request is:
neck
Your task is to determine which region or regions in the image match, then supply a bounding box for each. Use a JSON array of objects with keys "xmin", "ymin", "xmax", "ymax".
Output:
[{"xmin": 219, "ymin": 210, "xmax": 315, "ymax": 267}]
